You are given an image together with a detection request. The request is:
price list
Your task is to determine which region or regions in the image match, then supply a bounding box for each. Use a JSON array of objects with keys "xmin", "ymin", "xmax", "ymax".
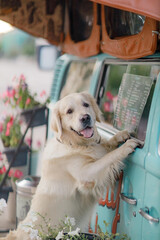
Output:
[{"xmin": 113, "ymin": 73, "xmax": 153, "ymax": 135}]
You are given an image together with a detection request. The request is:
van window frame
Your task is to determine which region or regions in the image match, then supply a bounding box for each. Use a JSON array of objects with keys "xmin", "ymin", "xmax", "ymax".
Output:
[{"xmin": 95, "ymin": 58, "xmax": 160, "ymax": 144}]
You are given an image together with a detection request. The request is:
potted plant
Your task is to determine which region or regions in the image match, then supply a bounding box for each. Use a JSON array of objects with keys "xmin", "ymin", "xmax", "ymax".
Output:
[
  {"xmin": 1, "ymin": 74, "xmax": 50, "ymax": 127},
  {"xmin": 19, "ymin": 215, "xmax": 129, "ymax": 240},
  {"xmin": 0, "ymin": 115, "xmax": 29, "ymax": 167},
  {"xmin": 0, "ymin": 151, "xmax": 23, "ymax": 201},
  {"xmin": 0, "ymin": 152, "xmax": 24, "ymax": 223}
]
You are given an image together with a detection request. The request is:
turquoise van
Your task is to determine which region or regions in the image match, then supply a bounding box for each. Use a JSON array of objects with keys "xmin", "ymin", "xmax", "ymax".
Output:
[{"xmin": 48, "ymin": 53, "xmax": 160, "ymax": 240}]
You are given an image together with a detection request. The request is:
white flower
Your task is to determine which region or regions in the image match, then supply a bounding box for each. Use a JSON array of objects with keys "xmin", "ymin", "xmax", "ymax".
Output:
[
  {"xmin": 20, "ymin": 222, "xmax": 34, "ymax": 232},
  {"xmin": 56, "ymin": 230, "xmax": 64, "ymax": 240},
  {"xmin": 29, "ymin": 229, "xmax": 39, "ymax": 240},
  {"xmin": 20, "ymin": 222, "xmax": 41, "ymax": 240},
  {"xmin": 68, "ymin": 227, "xmax": 80, "ymax": 236},
  {"xmin": 30, "ymin": 211, "xmax": 38, "ymax": 222},
  {"xmin": 64, "ymin": 216, "xmax": 76, "ymax": 226},
  {"xmin": 0, "ymin": 198, "xmax": 7, "ymax": 214}
]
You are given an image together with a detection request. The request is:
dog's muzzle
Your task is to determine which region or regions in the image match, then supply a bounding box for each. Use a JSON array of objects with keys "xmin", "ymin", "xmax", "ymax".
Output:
[
  {"xmin": 80, "ymin": 114, "xmax": 91, "ymax": 128},
  {"xmin": 70, "ymin": 114, "xmax": 94, "ymax": 138}
]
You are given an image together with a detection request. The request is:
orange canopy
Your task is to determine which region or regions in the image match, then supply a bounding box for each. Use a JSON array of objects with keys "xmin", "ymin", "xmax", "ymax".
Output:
[{"xmin": 91, "ymin": 0, "xmax": 160, "ymax": 21}]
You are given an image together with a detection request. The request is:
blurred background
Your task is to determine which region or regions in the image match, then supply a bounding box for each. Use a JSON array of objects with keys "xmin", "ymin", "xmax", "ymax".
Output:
[{"xmin": 0, "ymin": 20, "xmax": 54, "ymax": 151}]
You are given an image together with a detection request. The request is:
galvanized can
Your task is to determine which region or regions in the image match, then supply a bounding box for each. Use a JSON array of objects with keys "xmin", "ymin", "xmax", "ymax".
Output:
[{"xmin": 16, "ymin": 176, "xmax": 40, "ymax": 225}]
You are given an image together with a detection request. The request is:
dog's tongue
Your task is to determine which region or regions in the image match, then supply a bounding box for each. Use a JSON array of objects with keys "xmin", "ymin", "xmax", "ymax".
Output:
[{"xmin": 80, "ymin": 127, "xmax": 93, "ymax": 138}]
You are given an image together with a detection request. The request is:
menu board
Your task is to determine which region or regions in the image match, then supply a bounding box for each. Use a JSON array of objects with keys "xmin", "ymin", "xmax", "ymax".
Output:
[{"xmin": 113, "ymin": 73, "xmax": 153, "ymax": 135}]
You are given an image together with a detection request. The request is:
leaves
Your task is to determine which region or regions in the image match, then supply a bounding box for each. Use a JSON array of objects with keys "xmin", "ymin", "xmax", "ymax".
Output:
[
  {"xmin": 1, "ymin": 75, "xmax": 50, "ymax": 110},
  {"xmin": 0, "ymin": 116, "xmax": 22, "ymax": 148},
  {"xmin": 20, "ymin": 214, "xmax": 130, "ymax": 240}
]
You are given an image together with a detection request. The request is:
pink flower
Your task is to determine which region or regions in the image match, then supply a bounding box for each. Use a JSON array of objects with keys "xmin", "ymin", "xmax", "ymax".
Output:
[
  {"xmin": 25, "ymin": 137, "xmax": 32, "ymax": 147},
  {"xmin": 104, "ymin": 102, "xmax": 110, "ymax": 112},
  {"xmin": 5, "ymin": 116, "xmax": 14, "ymax": 136},
  {"xmin": 5, "ymin": 128, "xmax": 10, "ymax": 136},
  {"xmin": 2, "ymin": 91, "xmax": 7, "ymax": 99},
  {"xmin": 106, "ymin": 91, "xmax": 114, "ymax": 101},
  {"xmin": 1, "ymin": 166, "xmax": 6, "ymax": 174},
  {"xmin": 0, "ymin": 152, "xmax": 3, "ymax": 161},
  {"xmin": 26, "ymin": 98, "xmax": 31, "ymax": 105},
  {"xmin": 19, "ymin": 74, "xmax": 26, "ymax": 81},
  {"xmin": 8, "ymin": 169, "xmax": 14, "ymax": 177},
  {"xmin": 10, "ymin": 89, "xmax": 16, "ymax": 98},
  {"xmin": 104, "ymin": 102, "xmax": 113, "ymax": 113},
  {"xmin": 14, "ymin": 170, "xmax": 23, "ymax": 179},
  {"xmin": 0, "ymin": 122, "xmax": 3, "ymax": 133},
  {"xmin": 36, "ymin": 140, "xmax": 42, "ymax": 149},
  {"xmin": 40, "ymin": 90, "xmax": 46, "ymax": 97},
  {"xmin": 6, "ymin": 90, "xmax": 10, "ymax": 98},
  {"xmin": 5, "ymin": 87, "xmax": 15, "ymax": 98},
  {"xmin": 7, "ymin": 116, "xmax": 14, "ymax": 128}
]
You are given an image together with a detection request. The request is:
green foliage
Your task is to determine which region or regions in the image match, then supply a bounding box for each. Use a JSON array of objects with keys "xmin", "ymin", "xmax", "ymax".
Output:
[
  {"xmin": 0, "ymin": 116, "xmax": 22, "ymax": 148},
  {"xmin": 1, "ymin": 74, "xmax": 50, "ymax": 110},
  {"xmin": 97, "ymin": 221, "xmax": 130, "ymax": 240},
  {"xmin": 20, "ymin": 214, "xmax": 130, "ymax": 240}
]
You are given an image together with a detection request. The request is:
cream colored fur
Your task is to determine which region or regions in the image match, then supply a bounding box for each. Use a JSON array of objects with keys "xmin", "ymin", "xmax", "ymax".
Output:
[{"xmin": 2, "ymin": 92, "xmax": 139, "ymax": 240}]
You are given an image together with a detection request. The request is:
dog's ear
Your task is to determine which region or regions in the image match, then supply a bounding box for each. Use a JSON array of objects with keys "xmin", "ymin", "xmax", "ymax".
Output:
[
  {"xmin": 82, "ymin": 92, "xmax": 102, "ymax": 122},
  {"xmin": 51, "ymin": 106, "xmax": 62, "ymax": 141}
]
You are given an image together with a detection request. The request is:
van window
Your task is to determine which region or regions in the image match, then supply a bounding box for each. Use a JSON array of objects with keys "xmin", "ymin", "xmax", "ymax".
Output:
[
  {"xmin": 98, "ymin": 63, "xmax": 160, "ymax": 141},
  {"xmin": 105, "ymin": 7, "xmax": 145, "ymax": 39},
  {"xmin": 60, "ymin": 60, "xmax": 95, "ymax": 98}
]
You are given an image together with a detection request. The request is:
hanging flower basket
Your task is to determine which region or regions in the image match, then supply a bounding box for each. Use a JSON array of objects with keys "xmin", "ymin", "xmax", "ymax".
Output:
[
  {"xmin": 1, "ymin": 74, "xmax": 50, "ymax": 128},
  {"xmin": 20, "ymin": 106, "xmax": 48, "ymax": 128},
  {"xmin": 3, "ymin": 145, "xmax": 29, "ymax": 167}
]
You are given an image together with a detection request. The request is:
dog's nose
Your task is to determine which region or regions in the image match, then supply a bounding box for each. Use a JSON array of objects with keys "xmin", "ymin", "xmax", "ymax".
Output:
[{"xmin": 80, "ymin": 114, "xmax": 91, "ymax": 126}]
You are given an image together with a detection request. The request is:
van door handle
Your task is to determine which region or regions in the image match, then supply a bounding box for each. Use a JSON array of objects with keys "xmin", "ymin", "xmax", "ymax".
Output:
[
  {"xmin": 139, "ymin": 207, "xmax": 159, "ymax": 223},
  {"xmin": 120, "ymin": 193, "xmax": 137, "ymax": 205}
]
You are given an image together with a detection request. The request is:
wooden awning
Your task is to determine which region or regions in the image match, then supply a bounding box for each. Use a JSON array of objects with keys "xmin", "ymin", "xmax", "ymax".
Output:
[
  {"xmin": 91, "ymin": 0, "xmax": 160, "ymax": 21},
  {"xmin": 0, "ymin": 0, "xmax": 65, "ymax": 46},
  {"xmin": 0, "ymin": 0, "xmax": 159, "ymax": 59}
]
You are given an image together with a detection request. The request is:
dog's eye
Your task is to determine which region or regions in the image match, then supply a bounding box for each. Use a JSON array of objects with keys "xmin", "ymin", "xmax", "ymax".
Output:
[
  {"xmin": 83, "ymin": 102, "xmax": 89, "ymax": 108},
  {"xmin": 67, "ymin": 109, "xmax": 73, "ymax": 114}
]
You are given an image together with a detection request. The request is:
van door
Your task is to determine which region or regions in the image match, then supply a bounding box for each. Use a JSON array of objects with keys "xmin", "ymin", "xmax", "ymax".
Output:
[
  {"xmin": 91, "ymin": 61, "xmax": 160, "ymax": 240},
  {"xmin": 140, "ymin": 73, "xmax": 160, "ymax": 240}
]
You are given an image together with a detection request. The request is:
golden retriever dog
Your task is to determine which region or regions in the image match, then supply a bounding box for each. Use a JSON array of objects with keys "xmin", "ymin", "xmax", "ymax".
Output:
[{"xmin": 2, "ymin": 92, "xmax": 139, "ymax": 240}]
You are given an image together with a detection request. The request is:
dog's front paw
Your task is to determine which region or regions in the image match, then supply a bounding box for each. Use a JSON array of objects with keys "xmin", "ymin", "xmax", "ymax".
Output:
[
  {"xmin": 115, "ymin": 130, "xmax": 130, "ymax": 144},
  {"xmin": 121, "ymin": 138, "xmax": 139, "ymax": 156}
]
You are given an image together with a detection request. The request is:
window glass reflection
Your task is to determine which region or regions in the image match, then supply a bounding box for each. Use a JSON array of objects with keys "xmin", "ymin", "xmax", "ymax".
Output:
[{"xmin": 105, "ymin": 6, "xmax": 145, "ymax": 39}]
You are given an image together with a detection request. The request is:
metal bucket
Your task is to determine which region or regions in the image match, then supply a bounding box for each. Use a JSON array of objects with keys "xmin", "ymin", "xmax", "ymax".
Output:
[{"xmin": 16, "ymin": 176, "xmax": 40, "ymax": 225}]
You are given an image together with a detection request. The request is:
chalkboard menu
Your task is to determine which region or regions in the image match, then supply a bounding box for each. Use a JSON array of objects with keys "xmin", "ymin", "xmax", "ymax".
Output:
[{"xmin": 113, "ymin": 73, "xmax": 153, "ymax": 135}]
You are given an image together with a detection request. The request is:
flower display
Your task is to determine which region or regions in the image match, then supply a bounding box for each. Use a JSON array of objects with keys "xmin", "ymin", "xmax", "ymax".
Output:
[
  {"xmin": 1, "ymin": 74, "xmax": 50, "ymax": 110},
  {"xmin": 20, "ymin": 214, "xmax": 129, "ymax": 240},
  {"xmin": 0, "ymin": 115, "xmax": 23, "ymax": 148},
  {"xmin": 0, "ymin": 151, "xmax": 23, "ymax": 184}
]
